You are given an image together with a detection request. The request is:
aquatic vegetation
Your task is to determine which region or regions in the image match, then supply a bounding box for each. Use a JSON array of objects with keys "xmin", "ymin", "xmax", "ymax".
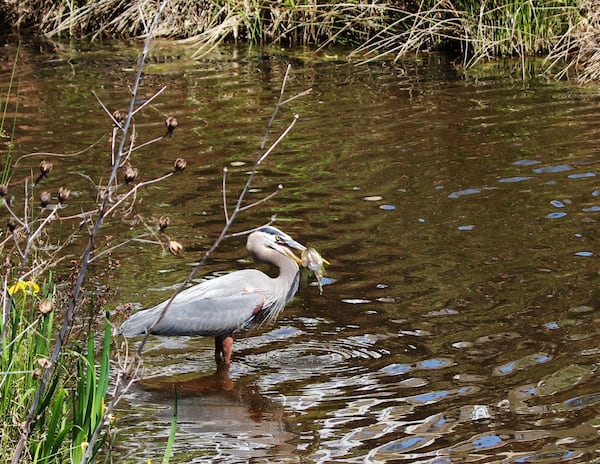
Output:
[
  {"xmin": 6, "ymin": 0, "xmax": 382, "ymax": 46},
  {"xmin": 545, "ymin": 0, "xmax": 600, "ymax": 81},
  {"xmin": 5, "ymin": 0, "xmax": 600, "ymax": 80}
]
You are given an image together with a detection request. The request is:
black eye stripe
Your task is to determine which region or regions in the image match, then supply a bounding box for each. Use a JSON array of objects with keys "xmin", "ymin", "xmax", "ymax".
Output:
[{"xmin": 259, "ymin": 226, "xmax": 284, "ymax": 237}]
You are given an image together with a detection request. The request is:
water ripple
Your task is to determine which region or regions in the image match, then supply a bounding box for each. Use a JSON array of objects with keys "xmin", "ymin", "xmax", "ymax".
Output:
[
  {"xmin": 493, "ymin": 352, "xmax": 552, "ymax": 376},
  {"xmin": 533, "ymin": 164, "xmax": 573, "ymax": 173},
  {"xmin": 15, "ymin": 43, "xmax": 600, "ymax": 463},
  {"xmin": 498, "ymin": 176, "xmax": 534, "ymax": 183}
]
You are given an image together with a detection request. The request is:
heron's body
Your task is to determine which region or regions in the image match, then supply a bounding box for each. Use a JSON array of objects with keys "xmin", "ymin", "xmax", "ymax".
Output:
[{"xmin": 119, "ymin": 226, "xmax": 305, "ymax": 364}]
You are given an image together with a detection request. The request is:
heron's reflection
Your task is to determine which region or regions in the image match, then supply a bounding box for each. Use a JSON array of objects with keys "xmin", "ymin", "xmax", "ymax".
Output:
[
  {"xmin": 126, "ymin": 366, "xmax": 296, "ymax": 460},
  {"xmin": 139, "ymin": 365, "xmax": 235, "ymax": 394}
]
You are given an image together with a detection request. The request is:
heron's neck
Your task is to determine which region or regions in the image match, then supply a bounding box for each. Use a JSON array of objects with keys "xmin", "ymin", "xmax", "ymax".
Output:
[
  {"xmin": 271, "ymin": 253, "xmax": 299, "ymax": 284},
  {"xmin": 274, "ymin": 255, "xmax": 300, "ymax": 304}
]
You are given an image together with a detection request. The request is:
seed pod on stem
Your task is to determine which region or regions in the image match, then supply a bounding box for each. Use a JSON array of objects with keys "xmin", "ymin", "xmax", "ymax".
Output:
[
  {"xmin": 165, "ymin": 116, "xmax": 178, "ymax": 137},
  {"xmin": 0, "ymin": 184, "xmax": 7, "ymax": 197},
  {"xmin": 58, "ymin": 187, "xmax": 70, "ymax": 203},
  {"xmin": 39, "ymin": 160, "xmax": 53, "ymax": 177},
  {"xmin": 35, "ymin": 160, "xmax": 53, "ymax": 184},
  {"xmin": 38, "ymin": 299, "xmax": 53, "ymax": 315},
  {"xmin": 40, "ymin": 191, "xmax": 51, "ymax": 208},
  {"xmin": 37, "ymin": 358, "xmax": 52, "ymax": 369},
  {"xmin": 7, "ymin": 217, "xmax": 17, "ymax": 233},
  {"xmin": 158, "ymin": 216, "xmax": 170, "ymax": 232},
  {"xmin": 112, "ymin": 109, "xmax": 126, "ymax": 127},
  {"xmin": 174, "ymin": 158, "xmax": 186, "ymax": 172},
  {"xmin": 123, "ymin": 164, "xmax": 138, "ymax": 184},
  {"xmin": 168, "ymin": 240, "xmax": 183, "ymax": 255}
]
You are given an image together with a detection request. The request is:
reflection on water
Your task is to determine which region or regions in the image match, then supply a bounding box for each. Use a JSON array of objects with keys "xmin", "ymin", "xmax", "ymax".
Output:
[
  {"xmin": 2, "ymin": 41, "xmax": 600, "ymax": 462},
  {"xmin": 116, "ymin": 368, "xmax": 297, "ymax": 462}
]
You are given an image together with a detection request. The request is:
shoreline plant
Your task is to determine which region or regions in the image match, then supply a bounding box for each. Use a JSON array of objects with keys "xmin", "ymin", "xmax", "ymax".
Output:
[
  {"xmin": 2, "ymin": 1, "xmax": 599, "ymax": 81},
  {"xmin": 1, "ymin": 2, "xmax": 182, "ymax": 461},
  {"xmin": 1, "ymin": 0, "xmax": 311, "ymax": 461}
]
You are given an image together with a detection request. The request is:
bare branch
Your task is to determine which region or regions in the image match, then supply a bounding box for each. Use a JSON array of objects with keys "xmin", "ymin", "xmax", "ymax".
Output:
[
  {"xmin": 10, "ymin": 1, "xmax": 171, "ymax": 462},
  {"xmin": 239, "ymin": 184, "xmax": 283, "ymax": 212},
  {"xmin": 89, "ymin": 233, "xmax": 151, "ymax": 264},
  {"xmin": 129, "ymin": 134, "xmax": 164, "ymax": 154},
  {"xmin": 222, "ymin": 167, "xmax": 229, "ymax": 222},
  {"xmin": 280, "ymin": 88, "xmax": 313, "ymax": 107},
  {"xmin": 119, "ymin": 123, "xmax": 137, "ymax": 168},
  {"xmin": 225, "ymin": 217, "xmax": 277, "ymax": 239},
  {"xmin": 13, "ymin": 136, "xmax": 106, "ymax": 166},
  {"xmin": 92, "ymin": 91, "xmax": 122, "ymax": 128},
  {"xmin": 256, "ymin": 114, "xmax": 300, "ymax": 166},
  {"xmin": 103, "ymin": 171, "xmax": 174, "ymax": 218},
  {"xmin": 131, "ymin": 86, "xmax": 167, "ymax": 117},
  {"xmin": 23, "ymin": 208, "xmax": 57, "ymax": 258}
]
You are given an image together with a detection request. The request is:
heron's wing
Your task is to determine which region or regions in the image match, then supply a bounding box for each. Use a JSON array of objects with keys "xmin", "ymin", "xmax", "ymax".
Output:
[
  {"xmin": 119, "ymin": 292, "xmax": 265, "ymax": 337},
  {"xmin": 172, "ymin": 269, "xmax": 268, "ymax": 302}
]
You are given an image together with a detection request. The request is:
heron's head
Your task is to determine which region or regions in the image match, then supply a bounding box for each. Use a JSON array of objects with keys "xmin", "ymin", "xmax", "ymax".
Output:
[{"xmin": 248, "ymin": 226, "xmax": 306, "ymax": 265}]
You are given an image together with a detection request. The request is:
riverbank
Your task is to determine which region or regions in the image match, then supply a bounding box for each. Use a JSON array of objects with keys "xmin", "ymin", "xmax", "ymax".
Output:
[{"xmin": 2, "ymin": 0, "xmax": 598, "ymax": 81}]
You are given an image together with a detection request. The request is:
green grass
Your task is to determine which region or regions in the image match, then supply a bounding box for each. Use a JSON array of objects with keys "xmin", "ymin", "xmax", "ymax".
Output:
[
  {"xmin": 69, "ymin": 314, "xmax": 112, "ymax": 463},
  {"xmin": 0, "ymin": 279, "xmax": 57, "ymax": 461},
  {"xmin": 0, "ymin": 277, "xmax": 113, "ymax": 463},
  {"xmin": 454, "ymin": 0, "xmax": 580, "ymax": 65}
]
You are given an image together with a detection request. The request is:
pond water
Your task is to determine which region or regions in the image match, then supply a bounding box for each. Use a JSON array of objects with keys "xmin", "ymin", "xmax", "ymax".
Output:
[{"xmin": 2, "ymin": 40, "xmax": 600, "ymax": 463}]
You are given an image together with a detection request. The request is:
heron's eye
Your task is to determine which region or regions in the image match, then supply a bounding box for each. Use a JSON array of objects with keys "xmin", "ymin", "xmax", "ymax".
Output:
[{"xmin": 275, "ymin": 235, "xmax": 283, "ymax": 242}]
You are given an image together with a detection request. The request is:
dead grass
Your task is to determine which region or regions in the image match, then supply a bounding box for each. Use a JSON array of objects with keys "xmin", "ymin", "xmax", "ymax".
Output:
[
  {"xmin": 545, "ymin": 0, "xmax": 600, "ymax": 82},
  {"xmin": 6, "ymin": 0, "xmax": 390, "ymax": 45},
  {"xmin": 4, "ymin": 1, "xmax": 600, "ymax": 81}
]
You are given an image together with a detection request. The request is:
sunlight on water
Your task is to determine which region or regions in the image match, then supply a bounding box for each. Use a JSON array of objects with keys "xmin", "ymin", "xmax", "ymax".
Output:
[{"xmin": 3, "ymin": 41, "xmax": 600, "ymax": 462}]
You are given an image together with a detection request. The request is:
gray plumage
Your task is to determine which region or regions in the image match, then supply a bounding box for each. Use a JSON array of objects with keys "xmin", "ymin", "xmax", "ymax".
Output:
[{"xmin": 118, "ymin": 227, "xmax": 305, "ymax": 362}]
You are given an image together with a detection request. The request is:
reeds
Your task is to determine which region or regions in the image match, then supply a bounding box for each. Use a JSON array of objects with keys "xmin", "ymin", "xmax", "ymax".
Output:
[
  {"xmin": 350, "ymin": 1, "xmax": 579, "ymax": 67},
  {"xmin": 455, "ymin": 0, "xmax": 580, "ymax": 67},
  {"xmin": 545, "ymin": 0, "xmax": 600, "ymax": 82},
  {"xmin": 8, "ymin": 0, "xmax": 598, "ymax": 81},
  {"xmin": 8, "ymin": 0, "xmax": 389, "ymax": 45}
]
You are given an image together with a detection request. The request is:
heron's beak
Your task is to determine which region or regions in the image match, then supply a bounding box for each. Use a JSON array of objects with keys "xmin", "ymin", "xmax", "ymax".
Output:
[
  {"xmin": 284, "ymin": 248, "xmax": 304, "ymax": 265},
  {"xmin": 278, "ymin": 236, "xmax": 306, "ymax": 265},
  {"xmin": 286, "ymin": 238, "xmax": 332, "ymax": 266}
]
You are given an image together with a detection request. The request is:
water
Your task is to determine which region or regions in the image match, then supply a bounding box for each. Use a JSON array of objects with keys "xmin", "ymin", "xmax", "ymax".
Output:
[{"xmin": 2, "ymin": 41, "xmax": 600, "ymax": 463}]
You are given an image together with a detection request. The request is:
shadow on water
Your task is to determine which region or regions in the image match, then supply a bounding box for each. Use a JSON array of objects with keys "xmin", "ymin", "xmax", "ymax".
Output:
[{"xmin": 2, "ymin": 40, "xmax": 600, "ymax": 462}]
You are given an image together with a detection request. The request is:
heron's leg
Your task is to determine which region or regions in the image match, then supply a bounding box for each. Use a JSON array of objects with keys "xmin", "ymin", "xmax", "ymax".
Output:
[
  {"xmin": 214, "ymin": 336, "xmax": 224, "ymax": 363},
  {"xmin": 222, "ymin": 335, "xmax": 233, "ymax": 364},
  {"xmin": 214, "ymin": 334, "xmax": 234, "ymax": 365}
]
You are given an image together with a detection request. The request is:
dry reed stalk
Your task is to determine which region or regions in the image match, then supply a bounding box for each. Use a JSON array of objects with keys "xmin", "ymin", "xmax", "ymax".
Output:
[
  {"xmin": 350, "ymin": 0, "xmax": 462, "ymax": 64},
  {"xmin": 545, "ymin": 0, "xmax": 600, "ymax": 82}
]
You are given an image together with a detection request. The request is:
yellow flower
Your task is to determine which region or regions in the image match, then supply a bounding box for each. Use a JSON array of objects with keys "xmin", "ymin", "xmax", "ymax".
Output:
[{"xmin": 8, "ymin": 280, "xmax": 40, "ymax": 296}]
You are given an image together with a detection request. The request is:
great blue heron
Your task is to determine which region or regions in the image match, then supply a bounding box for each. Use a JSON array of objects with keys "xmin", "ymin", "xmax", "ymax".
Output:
[{"xmin": 119, "ymin": 226, "xmax": 306, "ymax": 365}]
